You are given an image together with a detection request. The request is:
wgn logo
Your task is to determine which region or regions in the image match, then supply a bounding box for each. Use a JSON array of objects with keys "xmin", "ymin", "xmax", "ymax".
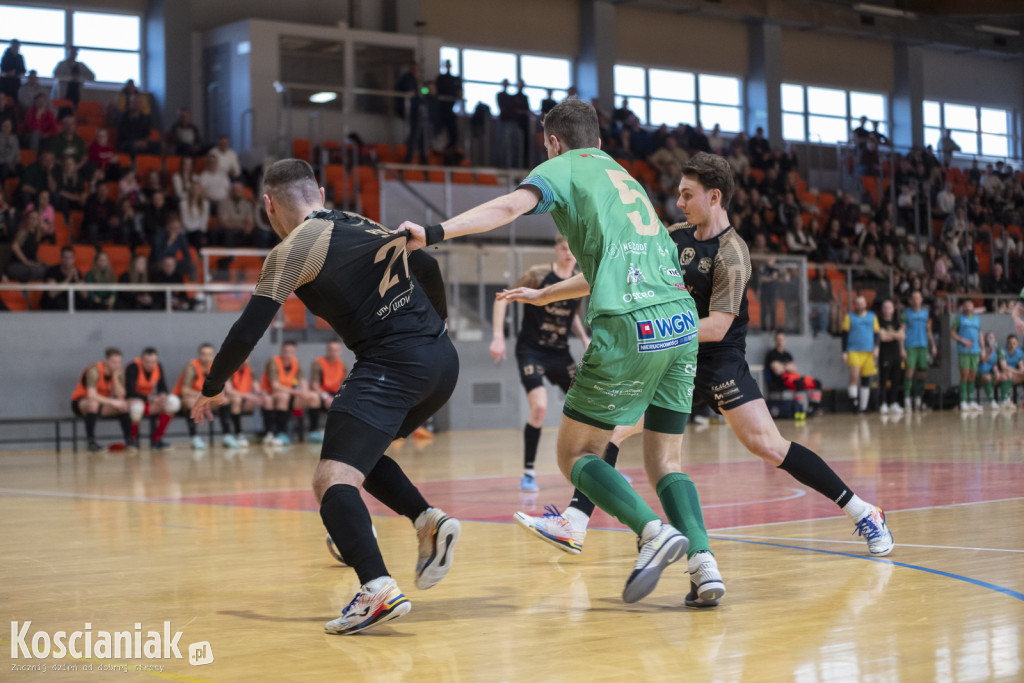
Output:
[{"xmin": 635, "ymin": 310, "xmax": 697, "ymax": 352}]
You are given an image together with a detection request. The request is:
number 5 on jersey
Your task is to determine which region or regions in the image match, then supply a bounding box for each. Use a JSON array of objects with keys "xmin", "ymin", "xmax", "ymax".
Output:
[{"xmin": 606, "ymin": 169, "xmax": 660, "ymax": 236}]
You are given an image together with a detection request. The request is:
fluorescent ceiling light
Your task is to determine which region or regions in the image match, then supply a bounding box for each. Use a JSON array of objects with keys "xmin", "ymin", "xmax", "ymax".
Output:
[
  {"xmin": 309, "ymin": 91, "xmax": 337, "ymax": 104},
  {"xmin": 975, "ymin": 24, "xmax": 1020, "ymax": 37},
  {"xmin": 852, "ymin": 3, "xmax": 916, "ymax": 19}
]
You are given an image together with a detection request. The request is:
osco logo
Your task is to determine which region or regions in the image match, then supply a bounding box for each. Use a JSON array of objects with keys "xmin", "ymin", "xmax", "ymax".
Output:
[{"xmin": 623, "ymin": 290, "xmax": 655, "ymax": 303}]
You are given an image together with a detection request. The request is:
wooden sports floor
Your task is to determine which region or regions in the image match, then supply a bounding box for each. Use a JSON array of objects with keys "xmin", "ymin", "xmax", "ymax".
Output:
[{"xmin": 2, "ymin": 411, "xmax": 1022, "ymax": 682}]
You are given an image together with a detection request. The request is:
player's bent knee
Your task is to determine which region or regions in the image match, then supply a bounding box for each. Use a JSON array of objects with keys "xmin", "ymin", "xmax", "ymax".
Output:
[
  {"xmin": 164, "ymin": 394, "xmax": 181, "ymax": 414},
  {"xmin": 129, "ymin": 400, "xmax": 145, "ymax": 422}
]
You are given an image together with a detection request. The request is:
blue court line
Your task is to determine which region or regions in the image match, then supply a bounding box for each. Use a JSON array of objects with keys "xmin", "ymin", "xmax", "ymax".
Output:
[{"xmin": 712, "ymin": 536, "xmax": 1024, "ymax": 603}]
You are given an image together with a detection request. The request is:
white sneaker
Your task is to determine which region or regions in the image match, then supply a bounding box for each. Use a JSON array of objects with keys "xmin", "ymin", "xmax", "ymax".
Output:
[
  {"xmin": 854, "ymin": 507, "xmax": 894, "ymax": 557},
  {"xmin": 324, "ymin": 577, "xmax": 411, "ymax": 635},
  {"xmin": 236, "ymin": 435, "xmax": 250, "ymax": 447},
  {"xmin": 513, "ymin": 505, "xmax": 585, "ymax": 555},
  {"xmin": 970, "ymin": 402, "xmax": 983, "ymax": 412},
  {"xmin": 622, "ymin": 521, "xmax": 688, "ymax": 604},
  {"xmin": 904, "ymin": 397, "xmax": 913, "ymax": 413},
  {"xmin": 889, "ymin": 402, "xmax": 904, "ymax": 414},
  {"xmin": 879, "ymin": 403, "xmax": 889, "ymax": 415},
  {"xmin": 191, "ymin": 435, "xmax": 207, "ymax": 450},
  {"xmin": 685, "ymin": 551, "xmax": 726, "ymax": 608},
  {"xmin": 988, "ymin": 400, "xmax": 1000, "ymax": 410},
  {"xmin": 222, "ymin": 434, "xmax": 240, "ymax": 448},
  {"xmin": 414, "ymin": 508, "xmax": 460, "ymax": 590},
  {"xmin": 960, "ymin": 401, "xmax": 970, "ymax": 412},
  {"xmin": 1000, "ymin": 399, "xmax": 1015, "ymax": 411}
]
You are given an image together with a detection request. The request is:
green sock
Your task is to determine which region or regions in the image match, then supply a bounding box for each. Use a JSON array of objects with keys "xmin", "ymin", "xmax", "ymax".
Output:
[
  {"xmin": 1001, "ymin": 381, "xmax": 1012, "ymax": 401},
  {"xmin": 960, "ymin": 382, "xmax": 969, "ymax": 402},
  {"xmin": 903, "ymin": 377, "xmax": 912, "ymax": 397},
  {"xmin": 570, "ymin": 454, "xmax": 658, "ymax": 536},
  {"xmin": 983, "ymin": 381, "xmax": 994, "ymax": 401},
  {"xmin": 913, "ymin": 376, "xmax": 925, "ymax": 398},
  {"xmin": 656, "ymin": 473, "xmax": 710, "ymax": 557}
]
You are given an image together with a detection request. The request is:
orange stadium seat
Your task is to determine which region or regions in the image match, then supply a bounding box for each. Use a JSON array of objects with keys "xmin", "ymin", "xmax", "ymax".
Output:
[
  {"xmin": 165, "ymin": 156, "xmax": 182, "ymax": 175},
  {"xmin": 476, "ymin": 173, "xmax": 499, "ymax": 186},
  {"xmin": 135, "ymin": 155, "xmax": 162, "ymax": 178},
  {"xmin": 374, "ymin": 144, "xmax": 395, "ymax": 163},
  {"xmin": 105, "ymin": 245, "xmax": 131, "ymax": 277},
  {"xmin": 5, "ymin": 177, "xmax": 18, "ymax": 199},
  {"xmin": 77, "ymin": 101, "xmax": 105, "ymax": 126},
  {"xmin": 20, "ymin": 149, "xmax": 35, "ymax": 166},
  {"xmin": 78, "ymin": 125, "xmax": 98, "ymax": 145},
  {"xmin": 292, "ymin": 139, "xmax": 311, "ymax": 162},
  {"xmin": 37, "ymin": 244, "xmax": 60, "ymax": 265},
  {"xmin": 53, "ymin": 213, "xmax": 70, "ymax": 246},
  {"xmin": 0, "ymin": 290, "xmax": 28, "ymax": 311}
]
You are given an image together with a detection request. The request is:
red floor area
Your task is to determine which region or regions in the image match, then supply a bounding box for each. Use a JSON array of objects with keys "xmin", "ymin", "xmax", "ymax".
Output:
[{"xmin": 172, "ymin": 459, "xmax": 1024, "ymax": 530}]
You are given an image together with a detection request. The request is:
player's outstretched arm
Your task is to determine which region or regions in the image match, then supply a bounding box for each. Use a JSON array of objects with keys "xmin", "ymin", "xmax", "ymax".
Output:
[
  {"xmin": 398, "ymin": 188, "xmax": 540, "ymax": 250},
  {"xmin": 499, "ymin": 272, "xmax": 590, "ymax": 306}
]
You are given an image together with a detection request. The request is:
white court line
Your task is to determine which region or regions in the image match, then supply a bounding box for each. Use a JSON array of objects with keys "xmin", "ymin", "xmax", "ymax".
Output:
[
  {"xmin": 711, "ymin": 495, "xmax": 1024, "ymax": 533},
  {"xmin": 713, "ymin": 533, "xmax": 1024, "ymax": 554}
]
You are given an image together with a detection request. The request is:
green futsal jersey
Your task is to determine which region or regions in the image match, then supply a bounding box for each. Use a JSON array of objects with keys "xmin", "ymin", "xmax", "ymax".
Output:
[{"xmin": 519, "ymin": 148, "xmax": 689, "ymax": 323}]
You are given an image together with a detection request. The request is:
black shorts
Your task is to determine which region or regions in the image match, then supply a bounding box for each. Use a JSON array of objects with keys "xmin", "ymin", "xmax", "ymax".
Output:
[
  {"xmin": 516, "ymin": 345, "xmax": 575, "ymax": 394},
  {"xmin": 692, "ymin": 346, "xmax": 763, "ymax": 414},
  {"xmin": 321, "ymin": 334, "xmax": 459, "ymax": 474}
]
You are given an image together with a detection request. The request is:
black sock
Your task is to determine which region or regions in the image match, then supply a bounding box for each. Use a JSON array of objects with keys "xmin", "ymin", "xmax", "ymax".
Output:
[
  {"xmin": 260, "ymin": 408, "xmax": 273, "ymax": 436},
  {"xmin": 523, "ymin": 423, "xmax": 541, "ymax": 470},
  {"xmin": 219, "ymin": 406, "xmax": 232, "ymax": 433},
  {"xmin": 778, "ymin": 442, "xmax": 854, "ymax": 507},
  {"xmin": 276, "ymin": 410, "xmax": 288, "ymax": 435},
  {"xmin": 309, "ymin": 408, "xmax": 321, "ymax": 432},
  {"xmin": 569, "ymin": 442, "xmax": 620, "ymax": 517},
  {"xmin": 186, "ymin": 415, "xmax": 197, "ymax": 437},
  {"xmin": 118, "ymin": 413, "xmax": 132, "ymax": 440},
  {"xmin": 362, "ymin": 455, "xmax": 430, "ymax": 522},
  {"xmin": 85, "ymin": 412, "xmax": 98, "ymax": 439},
  {"xmin": 231, "ymin": 413, "xmax": 242, "ymax": 436},
  {"xmin": 319, "ymin": 484, "xmax": 388, "ymax": 585}
]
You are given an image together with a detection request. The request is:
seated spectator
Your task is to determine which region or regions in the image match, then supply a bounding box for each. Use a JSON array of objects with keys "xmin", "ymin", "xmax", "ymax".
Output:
[
  {"xmin": 776, "ymin": 191, "xmax": 800, "ymax": 230},
  {"xmin": 809, "ymin": 268, "xmax": 838, "ymax": 336},
  {"xmin": 118, "ymin": 95, "xmax": 157, "ymax": 155},
  {"xmin": 935, "ymin": 182, "xmax": 956, "ymax": 217},
  {"xmin": 30, "ymin": 189, "xmax": 56, "ymax": 242},
  {"xmin": 51, "ymin": 47, "xmax": 95, "ymax": 108},
  {"xmin": 53, "ymin": 155, "xmax": 86, "ymax": 218},
  {"xmin": 149, "ymin": 254, "xmax": 191, "ymax": 310},
  {"xmin": 209, "ymin": 135, "xmax": 241, "ymax": 181},
  {"xmin": 47, "ymin": 117, "xmax": 89, "ymax": 173},
  {"xmin": 0, "ymin": 92, "xmax": 15, "ymax": 129},
  {"xmin": 117, "ymin": 197, "xmax": 144, "ymax": 247},
  {"xmin": 982, "ymin": 262, "xmax": 1015, "ymax": 296},
  {"xmin": 84, "ymin": 250, "xmax": 117, "ymax": 310},
  {"xmin": 727, "ymin": 145, "xmax": 749, "ymax": 176},
  {"xmin": 24, "ymin": 93, "xmax": 59, "ymax": 152},
  {"xmin": 17, "ymin": 70, "xmax": 45, "ymax": 112},
  {"xmin": 143, "ymin": 190, "xmax": 172, "ymax": 243},
  {"xmin": 151, "ymin": 215, "xmax": 193, "ymax": 278},
  {"xmin": 648, "ymin": 136, "xmax": 689, "ymax": 177},
  {"xmin": 898, "ymin": 239, "xmax": 924, "ymax": 276},
  {"xmin": 880, "ymin": 242, "xmax": 898, "ymax": 272},
  {"xmin": 167, "ymin": 107, "xmax": 203, "ymax": 157},
  {"xmin": 141, "ymin": 169, "xmax": 166, "ymax": 204},
  {"xmin": 765, "ymin": 330, "xmax": 822, "ymax": 415},
  {"xmin": 179, "ymin": 183, "xmax": 209, "ymax": 250},
  {"xmin": 40, "ymin": 245, "xmax": 85, "ymax": 310},
  {"xmin": 0, "ymin": 39, "xmax": 26, "ymax": 99},
  {"xmin": 70, "ymin": 347, "xmax": 131, "ymax": 452},
  {"xmin": 860, "ymin": 243, "xmax": 888, "ymax": 281},
  {"xmin": 118, "ymin": 167, "xmax": 142, "ymax": 206},
  {"xmin": 171, "ymin": 155, "xmax": 197, "ymax": 200},
  {"xmin": 983, "ymin": 164, "xmax": 1004, "ymax": 197},
  {"xmin": 785, "ymin": 217, "xmax": 816, "ymax": 256},
  {"xmin": 830, "ymin": 191, "xmax": 861, "ymax": 236},
  {"xmin": 20, "ymin": 149, "xmax": 60, "ymax": 209},
  {"xmin": 198, "ymin": 154, "xmax": 230, "ymax": 205},
  {"xmin": 117, "ymin": 254, "xmax": 156, "ymax": 310},
  {"xmin": 216, "ymin": 182, "xmax": 255, "ymax": 247},
  {"xmin": 748, "ymin": 126, "xmax": 772, "ymax": 169},
  {"xmin": 0, "ymin": 118, "xmax": 18, "ymax": 182},
  {"xmin": 0, "ymin": 186, "xmax": 16, "ymax": 242},
  {"xmin": 82, "ymin": 181, "xmax": 119, "ymax": 244},
  {"xmin": 114, "ymin": 79, "xmax": 150, "ymax": 118},
  {"xmin": 88, "ymin": 129, "xmax": 118, "ymax": 180},
  {"xmin": 707, "ymin": 124, "xmax": 725, "ymax": 155},
  {"xmin": 6, "ymin": 210, "xmax": 49, "ymax": 282},
  {"xmin": 689, "ymin": 124, "xmax": 711, "ymax": 153}
]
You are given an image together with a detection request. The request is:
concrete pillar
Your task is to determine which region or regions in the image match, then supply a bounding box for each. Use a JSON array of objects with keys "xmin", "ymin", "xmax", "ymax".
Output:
[
  {"xmin": 746, "ymin": 20, "xmax": 782, "ymax": 146},
  {"xmin": 577, "ymin": 0, "xmax": 616, "ymax": 114},
  {"xmin": 892, "ymin": 43, "xmax": 924, "ymax": 150},
  {"xmin": 145, "ymin": 0, "xmax": 193, "ymax": 128}
]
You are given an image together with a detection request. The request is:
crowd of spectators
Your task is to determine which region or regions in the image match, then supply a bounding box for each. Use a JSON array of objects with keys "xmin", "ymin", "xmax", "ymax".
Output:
[{"xmin": 0, "ymin": 41, "xmax": 278, "ymax": 307}]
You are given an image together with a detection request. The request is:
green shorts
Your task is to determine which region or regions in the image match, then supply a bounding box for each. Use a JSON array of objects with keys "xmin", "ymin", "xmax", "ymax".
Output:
[
  {"xmin": 906, "ymin": 346, "xmax": 929, "ymax": 371},
  {"xmin": 958, "ymin": 353, "xmax": 980, "ymax": 371},
  {"xmin": 564, "ymin": 300, "xmax": 698, "ymax": 429}
]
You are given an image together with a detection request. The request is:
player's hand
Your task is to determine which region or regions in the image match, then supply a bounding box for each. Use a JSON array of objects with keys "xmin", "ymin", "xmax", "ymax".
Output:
[
  {"xmin": 109, "ymin": 398, "xmax": 128, "ymax": 412},
  {"xmin": 396, "ymin": 222, "xmax": 426, "ymax": 251},
  {"xmin": 900, "ymin": 349, "xmax": 907, "ymax": 360},
  {"xmin": 489, "ymin": 337, "xmax": 506, "ymax": 363},
  {"xmin": 191, "ymin": 392, "xmax": 224, "ymax": 425},
  {"xmin": 964, "ymin": 339, "xmax": 974, "ymax": 350},
  {"xmin": 873, "ymin": 348, "xmax": 879, "ymax": 360},
  {"xmin": 842, "ymin": 352, "xmax": 848, "ymax": 364},
  {"xmin": 931, "ymin": 345, "xmax": 938, "ymax": 357},
  {"xmin": 498, "ymin": 286, "xmax": 547, "ymax": 306}
]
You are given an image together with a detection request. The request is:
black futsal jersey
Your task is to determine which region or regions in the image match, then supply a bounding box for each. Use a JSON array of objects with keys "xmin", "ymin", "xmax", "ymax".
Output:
[
  {"xmin": 203, "ymin": 210, "xmax": 446, "ymax": 396},
  {"xmin": 668, "ymin": 223, "xmax": 751, "ymax": 354},
  {"xmin": 516, "ymin": 265, "xmax": 580, "ymax": 352}
]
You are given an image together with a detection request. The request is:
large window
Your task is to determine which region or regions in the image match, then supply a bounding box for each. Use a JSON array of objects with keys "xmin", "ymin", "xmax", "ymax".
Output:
[
  {"xmin": 440, "ymin": 46, "xmax": 571, "ymax": 114},
  {"xmin": 0, "ymin": 4, "xmax": 142, "ymax": 85},
  {"xmin": 923, "ymin": 100, "xmax": 1011, "ymax": 159},
  {"xmin": 613, "ymin": 64, "xmax": 742, "ymax": 132},
  {"xmin": 781, "ymin": 83, "xmax": 888, "ymax": 145}
]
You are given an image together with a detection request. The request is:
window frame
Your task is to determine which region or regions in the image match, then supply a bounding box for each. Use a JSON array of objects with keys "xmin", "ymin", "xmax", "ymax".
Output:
[
  {"xmin": 613, "ymin": 62, "xmax": 744, "ymax": 133},
  {"xmin": 923, "ymin": 98, "xmax": 1014, "ymax": 161},
  {"xmin": 440, "ymin": 44, "xmax": 572, "ymax": 115},
  {"xmin": 781, "ymin": 82, "xmax": 890, "ymax": 146}
]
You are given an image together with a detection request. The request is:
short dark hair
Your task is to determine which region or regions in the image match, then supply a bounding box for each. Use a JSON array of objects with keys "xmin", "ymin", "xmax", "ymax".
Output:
[
  {"xmin": 681, "ymin": 152, "xmax": 735, "ymax": 208},
  {"xmin": 105, "ymin": 347, "xmax": 122, "ymax": 358},
  {"xmin": 198, "ymin": 343, "xmax": 215, "ymax": 352},
  {"xmin": 141, "ymin": 347, "xmax": 158, "ymax": 356},
  {"xmin": 542, "ymin": 99, "xmax": 600, "ymax": 151},
  {"xmin": 263, "ymin": 158, "xmax": 319, "ymax": 210},
  {"xmin": 282, "ymin": 340, "xmax": 298, "ymax": 348},
  {"xmin": 61, "ymin": 245, "xmax": 74, "ymax": 256}
]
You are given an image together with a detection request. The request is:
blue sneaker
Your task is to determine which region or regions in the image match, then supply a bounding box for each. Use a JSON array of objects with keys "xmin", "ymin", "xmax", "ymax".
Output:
[
  {"xmin": 308, "ymin": 430, "xmax": 324, "ymax": 443},
  {"xmin": 222, "ymin": 434, "xmax": 240, "ymax": 448},
  {"xmin": 275, "ymin": 432, "xmax": 292, "ymax": 446},
  {"xmin": 520, "ymin": 473, "xmax": 539, "ymax": 492},
  {"xmin": 854, "ymin": 507, "xmax": 894, "ymax": 556}
]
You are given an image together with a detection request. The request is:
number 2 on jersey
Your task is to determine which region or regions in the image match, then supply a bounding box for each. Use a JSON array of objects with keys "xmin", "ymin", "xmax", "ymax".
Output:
[
  {"xmin": 606, "ymin": 169, "xmax": 660, "ymax": 236},
  {"xmin": 374, "ymin": 237, "xmax": 411, "ymax": 298}
]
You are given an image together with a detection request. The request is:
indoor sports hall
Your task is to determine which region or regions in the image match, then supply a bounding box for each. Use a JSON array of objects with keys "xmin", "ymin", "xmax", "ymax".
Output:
[{"xmin": 1, "ymin": 1, "xmax": 1022, "ymax": 681}]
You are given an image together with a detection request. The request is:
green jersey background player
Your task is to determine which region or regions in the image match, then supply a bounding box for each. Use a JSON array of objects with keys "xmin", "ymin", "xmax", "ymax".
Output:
[
  {"xmin": 950, "ymin": 298, "xmax": 982, "ymax": 412},
  {"xmin": 400, "ymin": 99, "xmax": 724, "ymax": 607},
  {"xmin": 900, "ymin": 290, "xmax": 936, "ymax": 412}
]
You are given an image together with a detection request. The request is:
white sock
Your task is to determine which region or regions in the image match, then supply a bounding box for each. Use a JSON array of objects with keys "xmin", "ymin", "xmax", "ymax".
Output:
[
  {"xmin": 413, "ymin": 507, "xmax": 434, "ymax": 531},
  {"xmin": 640, "ymin": 519, "xmax": 662, "ymax": 543},
  {"xmin": 524, "ymin": 468, "xmax": 536, "ymax": 478},
  {"xmin": 363, "ymin": 576, "xmax": 393, "ymax": 592},
  {"xmin": 848, "ymin": 385, "xmax": 858, "ymax": 401},
  {"xmin": 563, "ymin": 506, "xmax": 590, "ymax": 532},
  {"xmin": 859, "ymin": 386, "xmax": 871, "ymax": 411},
  {"xmin": 842, "ymin": 494, "xmax": 872, "ymax": 521}
]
